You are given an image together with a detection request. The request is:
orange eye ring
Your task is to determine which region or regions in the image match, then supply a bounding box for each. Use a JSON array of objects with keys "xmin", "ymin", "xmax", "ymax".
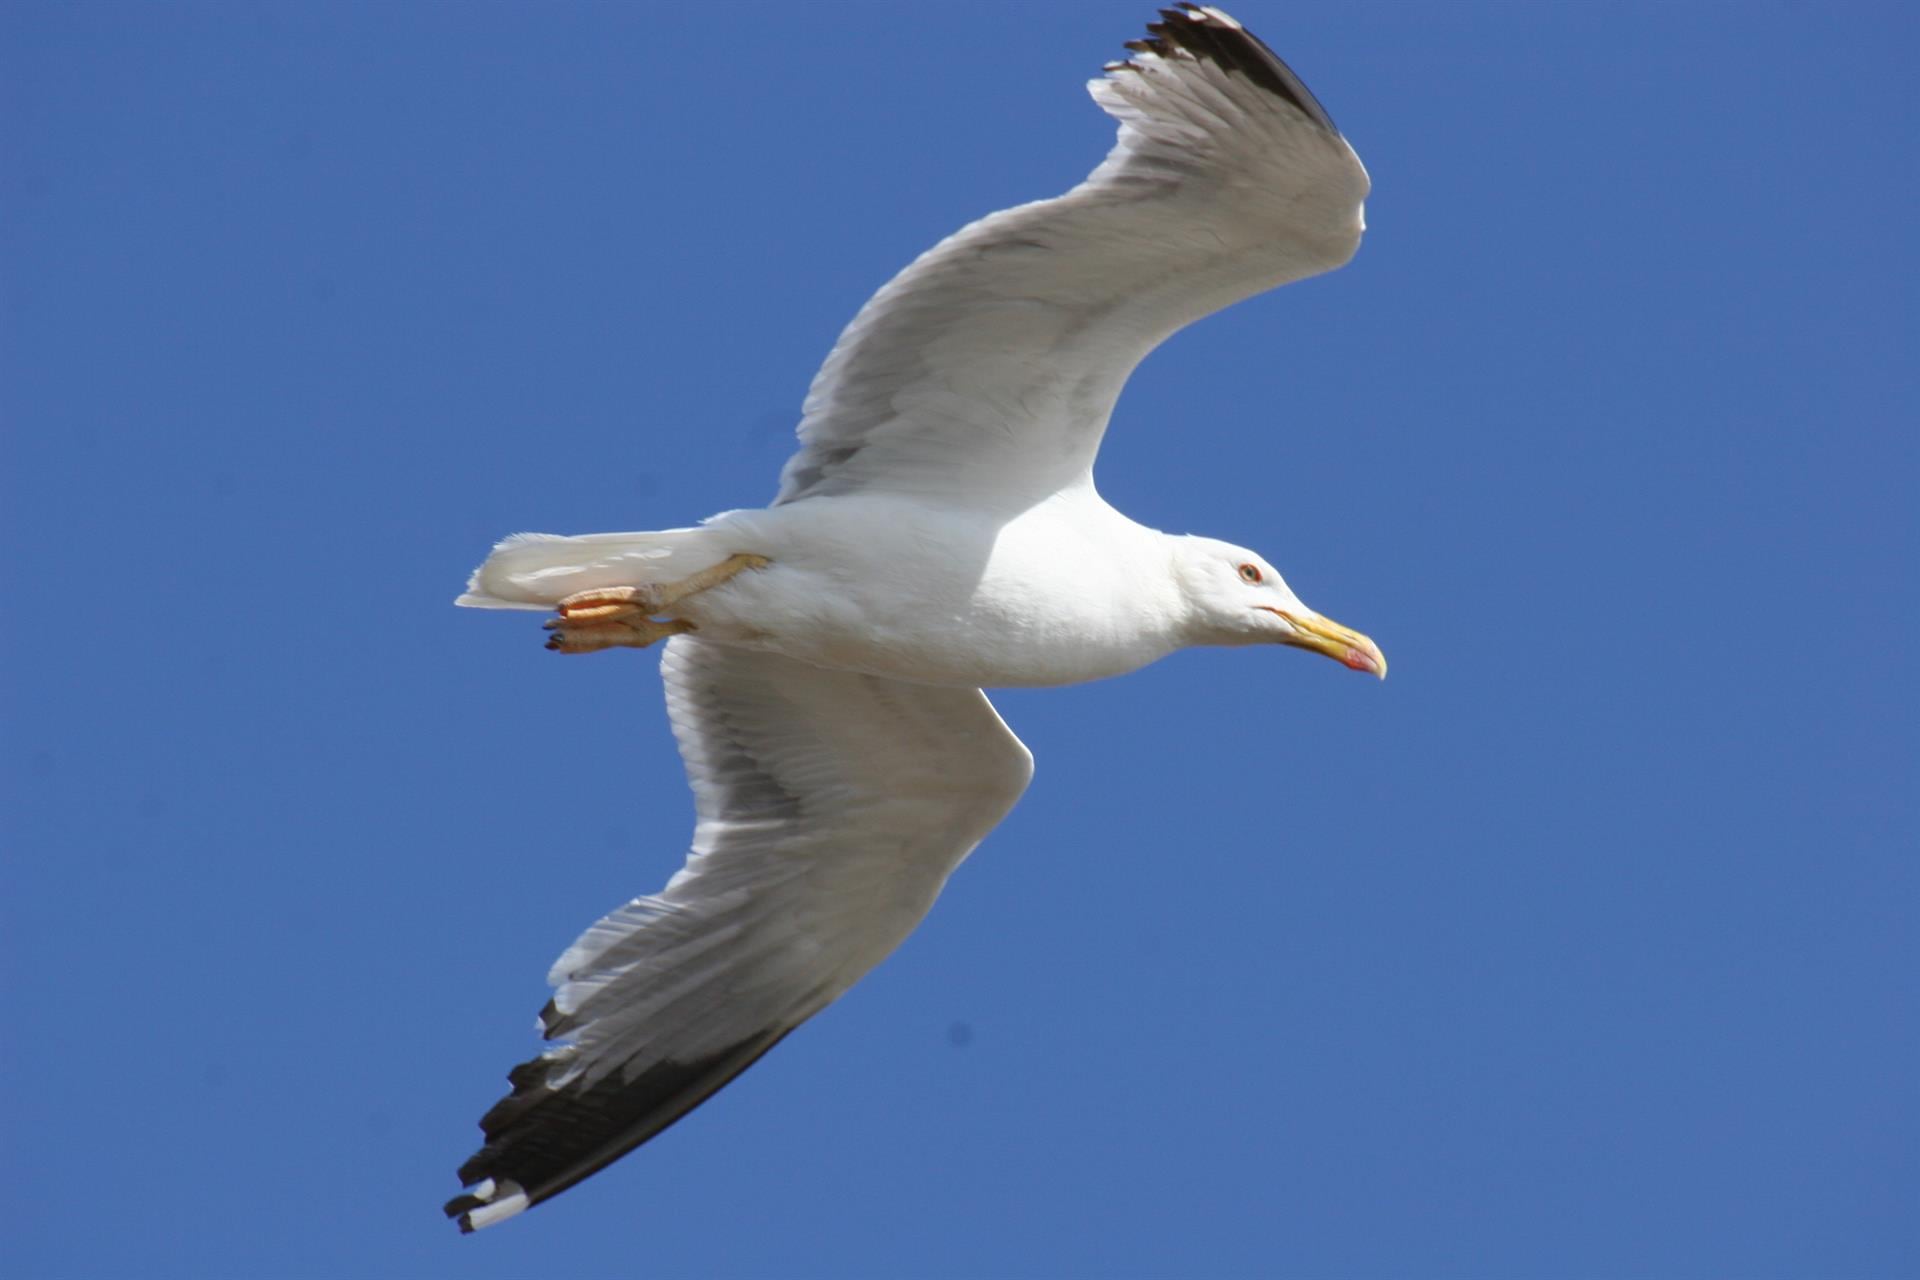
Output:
[{"xmin": 1237, "ymin": 563, "xmax": 1263, "ymax": 584}]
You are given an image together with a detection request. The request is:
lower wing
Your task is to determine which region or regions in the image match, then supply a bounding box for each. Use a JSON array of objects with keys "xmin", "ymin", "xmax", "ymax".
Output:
[{"xmin": 447, "ymin": 637, "xmax": 1033, "ymax": 1230}]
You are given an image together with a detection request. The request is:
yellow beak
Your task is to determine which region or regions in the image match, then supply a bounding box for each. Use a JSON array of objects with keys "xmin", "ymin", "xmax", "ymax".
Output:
[{"xmin": 1268, "ymin": 608, "xmax": 1387, "ymax": 679}]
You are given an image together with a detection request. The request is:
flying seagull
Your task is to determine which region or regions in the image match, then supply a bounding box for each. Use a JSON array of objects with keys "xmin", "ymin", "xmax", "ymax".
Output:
[{"xmin": 449, "ymin": 4, "xmax": 1379, "ymax": 1232}]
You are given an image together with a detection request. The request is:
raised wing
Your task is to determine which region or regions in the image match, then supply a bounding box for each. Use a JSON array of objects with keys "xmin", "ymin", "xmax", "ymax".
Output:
[
  {"xmin": 446, "ymin": 637, "xmax": 1033, "ymax": 1231},
  {"xmin": 774, "ymin": 5, "xmax": 1368, "ymax": 508}
]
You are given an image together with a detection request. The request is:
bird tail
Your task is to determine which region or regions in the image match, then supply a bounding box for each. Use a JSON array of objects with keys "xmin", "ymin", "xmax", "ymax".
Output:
[{"xmin": 455, "ymin": 528, "xmax": 722, "ymax": 610}]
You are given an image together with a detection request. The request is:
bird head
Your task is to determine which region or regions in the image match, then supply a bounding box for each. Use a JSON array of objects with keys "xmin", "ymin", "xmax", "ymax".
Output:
[{"xmin": 1173, "ymin": 536, "xmax": 1386, "ymax": 678}]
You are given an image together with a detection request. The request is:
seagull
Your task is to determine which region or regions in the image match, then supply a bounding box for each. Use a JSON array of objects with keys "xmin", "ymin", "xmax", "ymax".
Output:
[{"xmin": 448, "ymin": 5, "xmax": 1380, "ymax": 1232}]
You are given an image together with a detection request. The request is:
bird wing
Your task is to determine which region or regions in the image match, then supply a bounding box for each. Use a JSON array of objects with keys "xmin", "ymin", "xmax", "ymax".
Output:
[
  {"xmin": 774, "ymin": 5, "xmax": 1368, "ymax": 508},
  {"xmin": 446, "ymin": 636, "xmax": 1033, "ymax": 1231}
]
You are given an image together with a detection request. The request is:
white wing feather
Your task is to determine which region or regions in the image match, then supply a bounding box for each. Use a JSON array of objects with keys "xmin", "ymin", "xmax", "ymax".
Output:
[
  {"xmin": 774, "ymin": 5, "xmax": 1368, "ymax": 508},
  {"xmin": 446, "ymin": 637, "xmax": 1032, "ymax": 1230}
]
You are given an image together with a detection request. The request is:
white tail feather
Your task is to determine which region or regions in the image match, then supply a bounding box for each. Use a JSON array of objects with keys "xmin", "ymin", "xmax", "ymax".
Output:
[{"xmin": 456, "ymin": 529, "xmax": 720, "ymax": 610}]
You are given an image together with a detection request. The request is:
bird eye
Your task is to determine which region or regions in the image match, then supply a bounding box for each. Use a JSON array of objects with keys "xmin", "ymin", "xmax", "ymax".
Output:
[{"xmin": 1237, "ymin": 563, "xmax": 1263, "ymax": 584}]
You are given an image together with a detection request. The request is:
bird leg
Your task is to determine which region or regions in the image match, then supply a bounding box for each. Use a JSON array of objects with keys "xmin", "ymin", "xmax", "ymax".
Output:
[
  {"xmin": 544, "ymin": 615, "xmax": 694, "ymax": 654},
  {"xmin": 542, "ymin": 553, "xmax": 770, "ymax": 653}
]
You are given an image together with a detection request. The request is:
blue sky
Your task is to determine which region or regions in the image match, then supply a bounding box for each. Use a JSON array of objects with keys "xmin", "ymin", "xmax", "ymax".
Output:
[{"xmin": 4, "ymin": 2, "xmax": 1915, "ymax": 1276}]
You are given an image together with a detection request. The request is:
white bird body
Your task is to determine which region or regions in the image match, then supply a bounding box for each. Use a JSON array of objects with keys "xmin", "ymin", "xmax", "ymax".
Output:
[
  {"xmin": 446, "ymin": 6, "xmax": 1386, "ymax": 1233},
  {"xmin": 467, "ymin": 486, "xmax": 1201, "ymax": 687}
]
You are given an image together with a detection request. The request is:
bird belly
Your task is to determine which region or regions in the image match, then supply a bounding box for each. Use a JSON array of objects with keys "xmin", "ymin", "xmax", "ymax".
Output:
[
  {"xmin": 672, "ymin": 501, "xmax": 1174, "ymax": 688},
  {"xmin": 678, "ymin": 568, "xmax": 1148, "ymax": 688}
]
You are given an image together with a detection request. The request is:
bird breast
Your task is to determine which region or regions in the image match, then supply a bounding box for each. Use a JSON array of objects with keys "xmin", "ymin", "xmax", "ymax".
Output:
[{"xmin": 677, "ymin": 493, "xmax": 1185, "ymax": 688}]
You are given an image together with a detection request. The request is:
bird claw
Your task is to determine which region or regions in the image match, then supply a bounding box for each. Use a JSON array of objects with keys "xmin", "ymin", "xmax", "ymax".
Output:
[
  {"xmin": 542, "ymin": 553, "xmax": 769, "ymax": 654},
  {"xmin": 545, "ymin": 616, "xmax": 695, "ymax": 654}
]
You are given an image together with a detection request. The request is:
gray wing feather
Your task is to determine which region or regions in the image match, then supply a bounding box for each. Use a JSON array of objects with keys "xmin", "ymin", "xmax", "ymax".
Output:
[
  {"xmin": 774, "ymin": 5, "xmax": 1369, "ymax": 508},
  {"xmin": 447, "ymin": 637, "xmax": 1032, "ymax": 1230}
]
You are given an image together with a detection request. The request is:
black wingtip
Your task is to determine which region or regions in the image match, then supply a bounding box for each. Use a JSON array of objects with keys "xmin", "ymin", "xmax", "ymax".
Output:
[
  {"xmin": 442, "ymin": 1175, "xmax": 530, "ymax": 1232},
  {"xmin": 1126, "ymin": 5, "xmax": 1340, "ymax": 135},
  {"xmin": 444, "ymin": 1191, "xmax": 484, "ymax": 1228},
  {"xmin": 448, "ymin": 1027, "xmax": 796, "ymax": 1227}
]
